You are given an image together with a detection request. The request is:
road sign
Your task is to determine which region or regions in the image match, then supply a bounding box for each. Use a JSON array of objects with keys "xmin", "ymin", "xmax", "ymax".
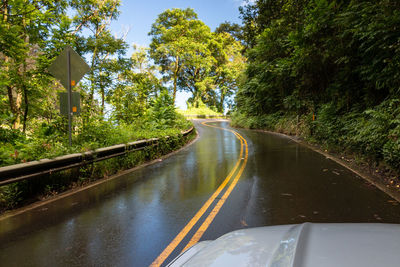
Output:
[
  {"xmin": 48, "ymin": 46, "xmax": 90, "ymax": 146},
  {"xmin": 60, "ymin": 92, "xmax": 80, "ymax": 116},
  {"xmin": 48, "ymin": 46, "xmax": 90, "ymax": 89}
]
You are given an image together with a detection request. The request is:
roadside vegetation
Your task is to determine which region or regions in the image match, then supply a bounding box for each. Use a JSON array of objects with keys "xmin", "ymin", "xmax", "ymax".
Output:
[
  {"xmin": 4, "ymin": 0, "xmax": 398, "ymax": 211},
  {"xmin": 0, "ymin": 128, "xmax": 195, "ymax": 213},
  {"xmin": 178, "ymin": 101, "xmax": 223, "ymax": 117},
  {"xmin": 232, "ymin": 0, "xmax": 400, "ymax": 178},
  {"xmin": 148, "ymin": 8, "xmax": 246, "ymax": 112},
  {"xmin": 0, "ymin": 2, "xmax": 245, "ymax": 212},
  {"xmin": 0, "ymin": 3, "xmax": 244, "ymax": 167}
]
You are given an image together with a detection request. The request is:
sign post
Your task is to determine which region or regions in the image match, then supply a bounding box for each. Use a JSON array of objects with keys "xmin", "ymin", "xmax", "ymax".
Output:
[
  {"xmin": 48, "ymin": 46, "xmax": 90, "ymax": 146},
  {"xmin": 67, "ymin": 50, "xmax": 72, "ymax": 146}
]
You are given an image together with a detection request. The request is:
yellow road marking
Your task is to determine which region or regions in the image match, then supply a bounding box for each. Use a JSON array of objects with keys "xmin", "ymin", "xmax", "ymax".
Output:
[
  {"xmin": 182, "ymin": 132, "xmax": 248, "ymax": 251},
  {"xmin": 150, "ymin": 121, "xmax": 245, "ymax": 267}
]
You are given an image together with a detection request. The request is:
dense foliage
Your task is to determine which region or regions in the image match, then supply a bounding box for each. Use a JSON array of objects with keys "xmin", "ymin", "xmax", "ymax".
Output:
[
  {"xmin": 149, "ymin": 8, "xmax": 246, "ymax": 112},
  {"xmin": 0, "ymin": 1, "xmax": 194, "ymax": 166},
  {"xmin": 0, "ymin": 1, "xmax": 196, "ymax": 210},
  {"xmin": 234, "ymin": 0, "xmax": 400, "ymax": 172},
  {"xmin": 0, "ymin": 4, "xmax": 243, "ymax": 168},
  {"xmin": 0, "ymin": 125, "xmax": 193, "ymax": 211},
  {"xmin": 178, "ymin": 100, "xmax": 223, "ymax": 117}
]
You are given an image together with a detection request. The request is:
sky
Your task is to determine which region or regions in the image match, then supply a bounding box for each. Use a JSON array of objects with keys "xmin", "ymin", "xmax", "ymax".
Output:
[{"xmin": 109, "ymin": 0, "xmax": 246, "ymax": 110}]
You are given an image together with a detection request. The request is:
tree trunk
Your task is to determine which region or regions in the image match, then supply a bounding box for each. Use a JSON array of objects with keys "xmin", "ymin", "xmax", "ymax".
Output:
[
  {"xmin": 13, "ymin": 88, "xmax": 22, "ymax": 130},
  {"xmin": 101, "ymin": 86, "xmax": 105, "ymax": 114},
  {"xmin": 220, "ymin": 93, "xmax": 225, "ymax": 113},
  {"xmin": 7, "ymin": 84, "xmax": 22, "ymax": 130},
  {"xmin": 22, "ymin": 84, "xmax": 28, "ymax": 133},
  {"xmin": 2, "ymin": 1, "xmax": 18, "ymax": 129},
  {"xmin": 89, "ymin": 45, "xmax": 98, "ymax": 107},
  {"xmin": 2, "ymin": 0, "xmax": 8, "ymax": 22},
  {"xmin": 173, "ymin": 75, "xmax": 177, "ymax": 104},
  {"xmin": 7, "ymin": 85, "xmax": 15, "ymax": 125},
  {"xmin": 173, "ymin": 56, "xmax": 179, "ymax": 104}
]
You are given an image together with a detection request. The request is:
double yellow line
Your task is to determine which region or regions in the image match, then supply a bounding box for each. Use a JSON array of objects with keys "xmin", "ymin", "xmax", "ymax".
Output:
[{"xmin": 151, "ymin": 121, "xmax": 248, "ymax": 267}]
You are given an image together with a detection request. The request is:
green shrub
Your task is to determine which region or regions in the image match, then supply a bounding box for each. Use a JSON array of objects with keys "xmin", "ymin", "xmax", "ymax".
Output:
[
  {"xmin": 313, "ymin": 103, "xmax": 343, "ymax": 147},
  {"xmin": 0, "ymin": 126, "xmax": 195, "ymax": 212},
  {"xmin": 178, "ymin": 100, "xmax": 223, "ymax": 116},
  {"xmin": 0, "ymin": 182, "xmax": 26, "ymax": 209},
  {"xmin": 145, "ymin": 90, "xmax": 176, "ymax": 129},
  {"xmin": 232, "ymin": 98, "xmax": 400, "ymax": 173}
]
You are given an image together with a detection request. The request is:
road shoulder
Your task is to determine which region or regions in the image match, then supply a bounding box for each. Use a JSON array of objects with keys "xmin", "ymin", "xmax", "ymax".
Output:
[
  {"xmin": 0, "ymin": 130, "xmax": 200, "ymax": 221},
  {"xmin": 240, "ymin": 127, "xmax": 400, "ymax": 203}
]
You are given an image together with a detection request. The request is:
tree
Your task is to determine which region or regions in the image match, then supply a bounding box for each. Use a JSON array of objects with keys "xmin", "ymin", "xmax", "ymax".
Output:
[
  {"xmin": 149, "ymin": 8, "xmax": 213, "ymax": 104},
  {"xmin": 175, "ymin": 24, "xmax": 215, "ymax": 108},
  {"xmin": 239, "ymin": 0, "xmax": 307, "ymax": 48},
  {"xmin": 0, "ymin": 0, "xmax": 69, "ymax": 131},
  {"xmin": 71, "ymin": 0, "xmax": 127, "ymax": 114},
  {"xmin": 150, "ymin": 9, "xmax": 246, "ymax": 110},
  {"xmin": 109, "ymin": 45, "xmax": 164, "ymax": 123},
  {"xmin": 0, "ymin": 0, "xmax": 132, "ymax": 138},
  {"xmin": 211, "ymin": 31, "xmax": 246, "ymax": 112},
  {"xmin": 215, "ymin": 21, "xmax": 243, "ymax": 43}
]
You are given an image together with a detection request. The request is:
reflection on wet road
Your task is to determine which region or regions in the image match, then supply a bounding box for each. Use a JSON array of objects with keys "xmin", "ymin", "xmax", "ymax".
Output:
[{"xmin": 0, "ymin": 120, "xmax": 399, "ymax": 266}]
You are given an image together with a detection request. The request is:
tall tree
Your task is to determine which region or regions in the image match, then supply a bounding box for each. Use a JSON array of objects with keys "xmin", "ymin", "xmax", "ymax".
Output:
[
  {"xmin": 211, "ymin": 31, "xmax": 246, "ymax": 112},
  {"xmin": 0, "ymin": 0, "xmax": 69, "ymax": 131},
  {"xmin": 215, "ymin": 21, "xmax": 243, "ymax": 43},
  {"xmin": 71, "ymin": 0, "xmax": 127, "ymax": 114},
  {"xmin": 109, "ymin": 45, "xmax": 163, "ymax": 123},
  {"xmin": 176, "ymin": 23, "xmax": 215, "ymax": 108},
  {"xmin": 149, "ymin": 8, "xmax": 213, "ymax": 104}
]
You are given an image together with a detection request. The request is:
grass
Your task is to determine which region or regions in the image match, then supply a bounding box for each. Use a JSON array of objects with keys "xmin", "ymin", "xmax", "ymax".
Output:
[
  {"xmin": 0, "ymin": 115, "xmax": 192, "ymax": 167},
  {"xmin": 177, "ymin": 107, "xmax": 223, "ymax": 117},
  {"xmin": 0, "ymin": 115, "xmax": 195, "ymax": 212}
]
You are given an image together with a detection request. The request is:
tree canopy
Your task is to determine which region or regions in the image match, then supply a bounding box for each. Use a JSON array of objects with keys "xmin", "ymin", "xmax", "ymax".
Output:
[
  {"xmin": 234, "ymin": 0, "xmax": 400, "ymax": 172},
  {"xmin": 0, "ymin": 3, "xmax": 247, "ymax": 173},
  {"xmin": 0, "ymin": 1, "xmax": 187, "ymax": 167},
  {"xmin": 149, "ymin": 8, "xmax": 245, "ymax": 111}
]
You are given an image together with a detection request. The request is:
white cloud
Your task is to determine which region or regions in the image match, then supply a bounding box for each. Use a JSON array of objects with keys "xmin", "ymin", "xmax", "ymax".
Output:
[{"xmin": 235, "ymin": 0, "xmax": 256, "ymax": 7}]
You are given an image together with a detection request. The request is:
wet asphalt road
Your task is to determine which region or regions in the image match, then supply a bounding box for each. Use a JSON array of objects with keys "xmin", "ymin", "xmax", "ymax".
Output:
[{"xmin": 0, "ymin": 120, "xmax": 400, "ymax": 267}]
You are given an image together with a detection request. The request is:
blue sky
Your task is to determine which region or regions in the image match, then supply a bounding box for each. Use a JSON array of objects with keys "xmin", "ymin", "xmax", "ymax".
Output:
[{"xmin": 109, "ymin": 0, "xmax": 245, "ymax": 109}]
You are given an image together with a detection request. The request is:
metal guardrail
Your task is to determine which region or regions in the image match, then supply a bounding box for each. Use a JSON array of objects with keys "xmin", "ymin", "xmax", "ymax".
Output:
[{"xmin": 0, "ymin": 127, "xmax": 194, "ymax": 186}]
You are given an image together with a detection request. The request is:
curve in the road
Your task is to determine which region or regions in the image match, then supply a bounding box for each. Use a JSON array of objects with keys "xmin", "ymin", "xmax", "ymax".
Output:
[{"xmin": 151, "ymin": 121, "xmax": 248, "ymax": 267}]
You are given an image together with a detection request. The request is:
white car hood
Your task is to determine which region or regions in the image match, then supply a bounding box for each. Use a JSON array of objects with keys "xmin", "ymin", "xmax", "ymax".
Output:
[{"xmin": 168, "ymin": 223, "xmax": 400, "ymax": 267}]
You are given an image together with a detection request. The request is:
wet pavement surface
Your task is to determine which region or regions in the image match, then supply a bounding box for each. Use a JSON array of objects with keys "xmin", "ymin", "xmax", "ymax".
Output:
[{"xmin": 0, "ymin": 120, "xmax": 399, "ymax": 266}]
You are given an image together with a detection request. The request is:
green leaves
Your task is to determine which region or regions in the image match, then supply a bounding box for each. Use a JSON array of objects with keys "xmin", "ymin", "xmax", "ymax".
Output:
[
  {"xmin": 149, "ymin": 8, "xmax": 213, "ymax": 103},
  {"xmin": 107, "ymin": 45, "xmax": 163, "ymax": 124},
  {"xmin": 235, "ymin": 0, "xmax": 400, "ymax": 172},
  {"xmin": 0, "ymin": 2, "xmax": 195, "ymax": 187},
  {"xmin": 149, "ymin": 8, "xmax": 245, "ymax": 111},
  {"xmin": 146, "ymin": 90, "xmax": 177, "ymax": 129}
]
